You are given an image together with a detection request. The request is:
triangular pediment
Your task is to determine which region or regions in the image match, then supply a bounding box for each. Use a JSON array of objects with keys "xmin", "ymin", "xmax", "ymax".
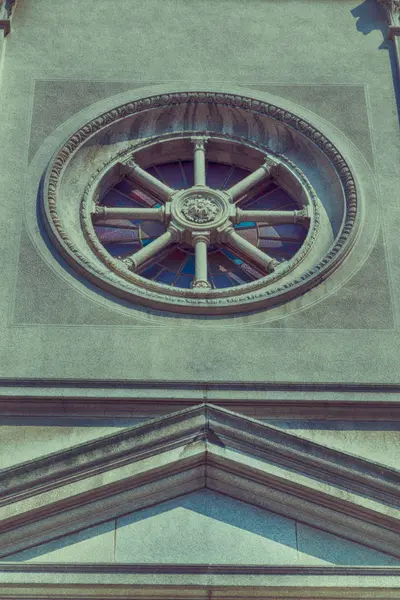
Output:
[
  {"xmin": 1, "ymin": 404, "xmax": 400, "ymax": 560},
  {"xmin": 3, "ymin": 490, "xmax": 399, "ymax": 566}
]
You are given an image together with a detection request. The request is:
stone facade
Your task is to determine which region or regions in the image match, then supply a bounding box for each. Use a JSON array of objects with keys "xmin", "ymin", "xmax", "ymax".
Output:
[{"xmin": 0, "ymin": 1, "xmax": 399, "ymax": 598}]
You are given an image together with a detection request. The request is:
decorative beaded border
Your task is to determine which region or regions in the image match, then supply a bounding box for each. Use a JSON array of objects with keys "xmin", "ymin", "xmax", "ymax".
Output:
[{"xmin": 43, "ymin": 91, "xmax": 358, "ymax": 312}]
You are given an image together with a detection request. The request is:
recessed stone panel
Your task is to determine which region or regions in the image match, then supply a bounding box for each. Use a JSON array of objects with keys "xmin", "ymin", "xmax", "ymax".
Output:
[{"xmin": 12, "ymin": 227, "xmax": 393, "ymax": 329}]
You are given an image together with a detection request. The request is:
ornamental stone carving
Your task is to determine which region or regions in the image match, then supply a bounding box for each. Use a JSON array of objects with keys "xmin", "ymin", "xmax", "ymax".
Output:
[
  {"xmin": 41, "ymin": 89, "xmax": 360, "ymax": 314},
  {"xmin": 181, "ymin": 195, "xmax": 221, "ymax": 224},
  {"xmin": 378, "ymin": 0, "xmax": 400, "ymax": 26},
  {"xmin": 0, "ymin": 0, "xmax": 15, "ymax": 34}
]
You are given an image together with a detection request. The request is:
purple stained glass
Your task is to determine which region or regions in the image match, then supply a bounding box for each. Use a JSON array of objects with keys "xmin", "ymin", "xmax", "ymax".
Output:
[
  {"xmin": 115, "ymin": 180, "xmax": 157, "ymax": 206},
  {"xmin": 149, "ymin": 163, "xmax": 187, "ymax": 189}
]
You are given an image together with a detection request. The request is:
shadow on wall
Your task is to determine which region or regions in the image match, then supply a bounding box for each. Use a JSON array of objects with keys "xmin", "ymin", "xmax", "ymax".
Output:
[
  {"xmin": 352, "ymin": 0, "xmax": 400, "ymax": 124},
  {"xmin": 2, "ymin": 490, "xmax": 400, "ymax": 565}
]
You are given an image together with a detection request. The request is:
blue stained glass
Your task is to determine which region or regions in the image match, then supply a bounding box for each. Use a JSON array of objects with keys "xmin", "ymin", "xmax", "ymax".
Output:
[
  {"xmin": 142, "ymin": 238, "xmax": 156, "ymax": 246},
  {"xmin": 269, "ymin": 243, "xmax": 303, "ymax": 255},
  {"xmin": 146, "ymin": 166, "xmax": 159, "ymax": 179},
  {"xmin": 234, "ymin": 222, "xmax": 256, "ymax": 229},
  {"xmin": 273, "ymin": 223, "xmax": 307, "ymax": 238},
  {"xmin": 156, "ymin": 271, "xmax": 176, "ymax": 284},
  {"xmin": 174, "ymin": 275, "xmax": 193, "ymax": 289},
  {"xmin": 181, "ymin": 254, "xmax": 195, "ymax": 275},
  {"xmin": 140, "ymin": 263, "xmax": 163, "ymax": 279},
  {"xmin": 221, "ymin": 248, "xmax": 243, "ymax": 265},
  {"xmin": 103, "ymin": 242, "xmax": 138, "ymax": 257},
  {"xmin": 212, "ymin": 274, "xmax": 234, "ymax": 288}
]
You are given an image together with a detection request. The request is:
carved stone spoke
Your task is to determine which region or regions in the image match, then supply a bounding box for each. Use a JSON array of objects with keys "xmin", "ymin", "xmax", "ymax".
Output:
[
  {"xmin": 93, "ymin": 206, "xmax": 165, "ymax": 222},
  {"xmin": 192, "ymin": 234, "xmax": 211, "ymax": 289},
  {"xmin": 222, "ymin": 227, "xmax": 278, "ymax": 273},
  {"xmin": 123, "ymin": 227, "xmax": 177, "ymax": 271},
  {"xmin": 192, "ymin": 138, "xmax": 208, "ymax": 186},
  {"xmin": 113, "ymin": 149, "xmax": 305, "ymax": 284},
  {"xmin": 228, "ymin": 159, "xmax": 277, "ymax": 203},
  {"xmin": 122, "ymin": 160, "xmax": 174, "ymax": 202},
  {"xmin": 236, "ymin": 208, "xmax": 310, "ymax": 225}
]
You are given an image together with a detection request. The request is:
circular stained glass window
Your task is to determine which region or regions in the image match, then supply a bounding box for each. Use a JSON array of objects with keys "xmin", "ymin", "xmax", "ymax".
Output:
[
  {"xmin": 90, "ymin": 138, "xmax": 310, "ymax": 292},
  {"xmin": 42, "ymin": 90, "xmax": 359, "ymax": 314}
]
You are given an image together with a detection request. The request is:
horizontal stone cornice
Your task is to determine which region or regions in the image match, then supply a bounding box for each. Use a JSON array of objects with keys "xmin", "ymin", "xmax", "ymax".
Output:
[
  {"xmin": 1, "ymin": 378, "xmax": 400, "ymax": 419},
  {"xmin": 1, "ymin": 567, "xmax": 400, "ymax": 600},
  {"xmin": 1, "ymin": 563, "xmax": 400, "ymax": 576}
]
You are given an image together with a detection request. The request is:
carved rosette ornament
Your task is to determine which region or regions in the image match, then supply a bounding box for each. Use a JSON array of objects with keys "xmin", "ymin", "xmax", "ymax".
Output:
[
  {"xmin": 42, "ymin": 90, "xmax": 360, "ymax": 314},
  {"xmin": 181, "ymin": 195, "xmax": 221, "ymax": 224}
]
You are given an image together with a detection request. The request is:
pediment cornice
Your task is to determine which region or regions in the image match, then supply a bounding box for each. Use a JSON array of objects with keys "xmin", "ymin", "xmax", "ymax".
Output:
[{"xmin": 0, "ymin": 404, "xmax": 399, "ymax": 559}]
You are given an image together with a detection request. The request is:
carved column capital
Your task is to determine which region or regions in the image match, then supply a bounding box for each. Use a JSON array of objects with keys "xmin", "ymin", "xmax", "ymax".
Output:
[
  {"xmin": 260, "ymin": 158, "xmax": 279, "ymax": 179},
  {"xmin": 377, "ymin": 0, "xmax": 400, "ymax": 87},
  {"xmin": 191, "ymin": 231, "xmax": 211, "ymax": 245},
  {"xmin": 0, "ymin": 0, "xmax": 15, "ymax": 18},
  {"xmin": 0, "ymin": 0, "xmax": 15, "ymax": 35},
  {"xmin": 191, "ymin": 137, "xmax": 208, "ymax": 151},
  {"xmin": 94, "ymin": 206, "xmax": 107, "ymax": 219},
  {"xmin": 377, "ymin": 0, "xmax": 400, "ymax": 28}
]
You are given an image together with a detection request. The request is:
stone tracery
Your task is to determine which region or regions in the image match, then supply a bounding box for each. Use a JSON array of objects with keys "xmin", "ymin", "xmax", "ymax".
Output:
[
  {"xmin": 42, "ymin": 90, "xmax": 359, "ymax": 313},
  {"xmin": 89, "ymin": 138, "xmax": 312, "ymax": 291}
]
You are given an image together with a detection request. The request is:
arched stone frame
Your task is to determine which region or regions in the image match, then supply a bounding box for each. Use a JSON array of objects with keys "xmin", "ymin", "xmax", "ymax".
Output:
[{"xmin": 26, "ymin": 85, "xmax": 379, "ymax": 320}]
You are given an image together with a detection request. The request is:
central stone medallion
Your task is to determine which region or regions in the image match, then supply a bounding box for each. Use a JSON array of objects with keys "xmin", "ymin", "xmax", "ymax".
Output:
[{"xmin": 181, "ymin": 194, "xmax": 221, "ymax": 224}]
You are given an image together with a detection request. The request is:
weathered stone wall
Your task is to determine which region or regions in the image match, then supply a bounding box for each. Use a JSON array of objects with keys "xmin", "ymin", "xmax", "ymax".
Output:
[
  {"xmin": 0, "ymin": 0, "xmax": 398, "ymax": 385},
  {"xmin": 0, "ymin": 5, "xmax": 399, "ymax": 581}
]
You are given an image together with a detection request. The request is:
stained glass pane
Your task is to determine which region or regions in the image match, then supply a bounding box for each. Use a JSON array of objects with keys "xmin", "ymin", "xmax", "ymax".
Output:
[
  {"xmin": 93, "ymin": 158, "xmax": 309, "ymax": 290},
  {"xmin": 149, "ymin": 162, "xmax": 186, "ymax": 189},
  {"xmin": 156, "ymin": 270, "xmax": 176, "ymax": 285},
  {"xmin": 181, "ymin": 161, "xmax": 194, "ymax": 187},
  {"xmin": 115, "ymin": 180, "xmax": 158, "ymax": 206},
  {"xmin": 206, "ymin": 163, "xmax": 233, "ymax": 189},
  {"xmin": 101, "ymin": 188, "xmax": 140, "ymax": 208},
  {"xmin": 103, "ymin": 242, "xmax": 141, "ymax": 257}
]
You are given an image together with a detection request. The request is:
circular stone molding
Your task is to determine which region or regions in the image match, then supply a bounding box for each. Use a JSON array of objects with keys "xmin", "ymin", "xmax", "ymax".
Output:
[{"xmin": 41, "ymin": 90, "xmax": 360, "ymax": 314}]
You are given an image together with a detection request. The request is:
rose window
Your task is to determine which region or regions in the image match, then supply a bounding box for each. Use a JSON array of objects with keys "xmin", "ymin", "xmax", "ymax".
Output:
[
  {"xmin": 42, "ymin": 90, "xmax": 359, "ymax": 314},
  {"xmin": 91, "ymin": 137, "xmax": 310, "ymax": 291}
]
